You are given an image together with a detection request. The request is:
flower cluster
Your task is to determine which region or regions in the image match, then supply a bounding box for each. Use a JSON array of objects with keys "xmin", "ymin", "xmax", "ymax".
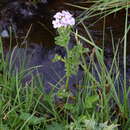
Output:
[{"xmin": 52, "ymin": 10, "xmax": 75, "ymax": 28}]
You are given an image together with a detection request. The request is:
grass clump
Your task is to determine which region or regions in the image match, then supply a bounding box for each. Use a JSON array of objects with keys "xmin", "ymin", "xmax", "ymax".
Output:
[{"xmin": 0, "ymin": 32, "xmax": 120, "ymax": 129}]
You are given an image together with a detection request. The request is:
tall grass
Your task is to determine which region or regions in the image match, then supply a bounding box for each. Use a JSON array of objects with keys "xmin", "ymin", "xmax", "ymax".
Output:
[
  {"xmin": 0, "ymin": 33, "xmax": 128, "ymax": 129},
  {"xmin": 71, "ymin": 0, "xmax": 130, "ymax": 129}
]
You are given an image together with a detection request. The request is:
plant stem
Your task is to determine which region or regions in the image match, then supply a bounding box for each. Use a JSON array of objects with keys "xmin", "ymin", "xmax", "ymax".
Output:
[
  {"xmin": 66, "ymin": 76, "xmax": 69, "ymax": 89},
  {"xmin": 123, "ymin": 6, "xmax": 128, "ymax": 118},
  {"xmin": 65, "ymin": 45, "xmax": 70, "ymax": 89}
]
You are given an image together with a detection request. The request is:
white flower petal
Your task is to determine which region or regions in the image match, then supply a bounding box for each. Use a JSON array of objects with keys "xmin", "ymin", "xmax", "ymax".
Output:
[{"xmin": 53, "ymin": 10, "xmax": 75, "ymax": 28}]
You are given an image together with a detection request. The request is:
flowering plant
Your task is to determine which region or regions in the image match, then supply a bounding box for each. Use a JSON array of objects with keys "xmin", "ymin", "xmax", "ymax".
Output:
[
  {"xmin": 52, "ymin": 10, "xmax": 75, "ymax": 28},
  {"xmin": 52, "ymin": 11, "xmax": 75, "ymax": 47},
  {"xmin": 52, "ymin": 11, "xmax": 87, "ymax": 88}
]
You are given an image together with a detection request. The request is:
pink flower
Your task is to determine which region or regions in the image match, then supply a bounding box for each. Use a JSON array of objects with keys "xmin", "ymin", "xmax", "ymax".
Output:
[{"xmin": 52, "ymin": 10, "xmax": 75, "ymax": 28}]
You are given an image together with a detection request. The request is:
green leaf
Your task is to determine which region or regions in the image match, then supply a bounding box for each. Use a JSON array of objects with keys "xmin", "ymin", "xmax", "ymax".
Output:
[
  {"xmin": 65, "ymin": 44, "xmax": 86, "ymax": 77},
  {"xmin": 64, "ymin": 103, "xmax": 75, "ymax": 111},
  {"xmin": 52, "ymin": 54, "xmax": 62, "ymax": 62},
  {"xmin": 46, "ymin": 122, "xmax": 65, "ymax": 130},
  {"xmin": 0, "ymin": 125, "xmax": 9, "ymax": 130},
  {"xmin": 57, "ymin": 88, "xmax": 72, "ymax": 98},
  {"xmin": 20, "ymin": 113, "xmax": 45, "ymax": 125},
  {"xmin": 85, "ymin": 95, "xmax": 99, "ymax": 109},
  {"xmin": 55, "ymin": 27, "xmax": 71, "ymax": 47}
]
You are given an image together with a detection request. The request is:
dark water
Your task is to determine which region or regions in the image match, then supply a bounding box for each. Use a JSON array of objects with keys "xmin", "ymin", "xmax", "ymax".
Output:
[{"xmin": 0, "ymin": 1, "xmax": 130, "ymax": 98}]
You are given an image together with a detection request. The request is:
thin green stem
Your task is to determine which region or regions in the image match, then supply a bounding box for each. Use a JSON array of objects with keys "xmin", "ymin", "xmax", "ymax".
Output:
[
  {"xmin": 123, "ymin": 5, "xmax": 128, "ymax": 117},
  {"xmin": 65, "ymin": 45, "xmax": 70, "ymax": 89}
]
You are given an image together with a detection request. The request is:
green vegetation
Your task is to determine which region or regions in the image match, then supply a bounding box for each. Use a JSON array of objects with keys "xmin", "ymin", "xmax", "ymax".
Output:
[{"xmin": 0, "ymin": 0, "xmax": 130, "ymax": 129}]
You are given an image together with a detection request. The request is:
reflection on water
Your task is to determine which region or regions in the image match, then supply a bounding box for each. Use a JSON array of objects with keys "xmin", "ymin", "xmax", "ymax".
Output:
[{"xmin": 6, "ymin": 43, "xmax": 83, "ymax": 94}]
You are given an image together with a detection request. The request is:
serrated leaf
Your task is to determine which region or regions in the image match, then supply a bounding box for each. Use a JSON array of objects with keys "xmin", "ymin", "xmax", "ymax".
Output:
[{"xmin": 55, "ymin": 27, "xmax": 71, "ymax": 47}]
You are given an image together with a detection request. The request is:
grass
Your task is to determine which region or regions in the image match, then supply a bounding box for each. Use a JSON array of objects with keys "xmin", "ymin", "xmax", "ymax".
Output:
[{"xmin": 0, "ymin": 0, "xmax": 130, "ymax": 129}]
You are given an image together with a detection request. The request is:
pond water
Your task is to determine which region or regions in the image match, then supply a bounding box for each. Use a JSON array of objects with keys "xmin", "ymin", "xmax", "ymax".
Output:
[{"xmin": 0, "ymin": 0, "xmax": 130, "ymax": 97}]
